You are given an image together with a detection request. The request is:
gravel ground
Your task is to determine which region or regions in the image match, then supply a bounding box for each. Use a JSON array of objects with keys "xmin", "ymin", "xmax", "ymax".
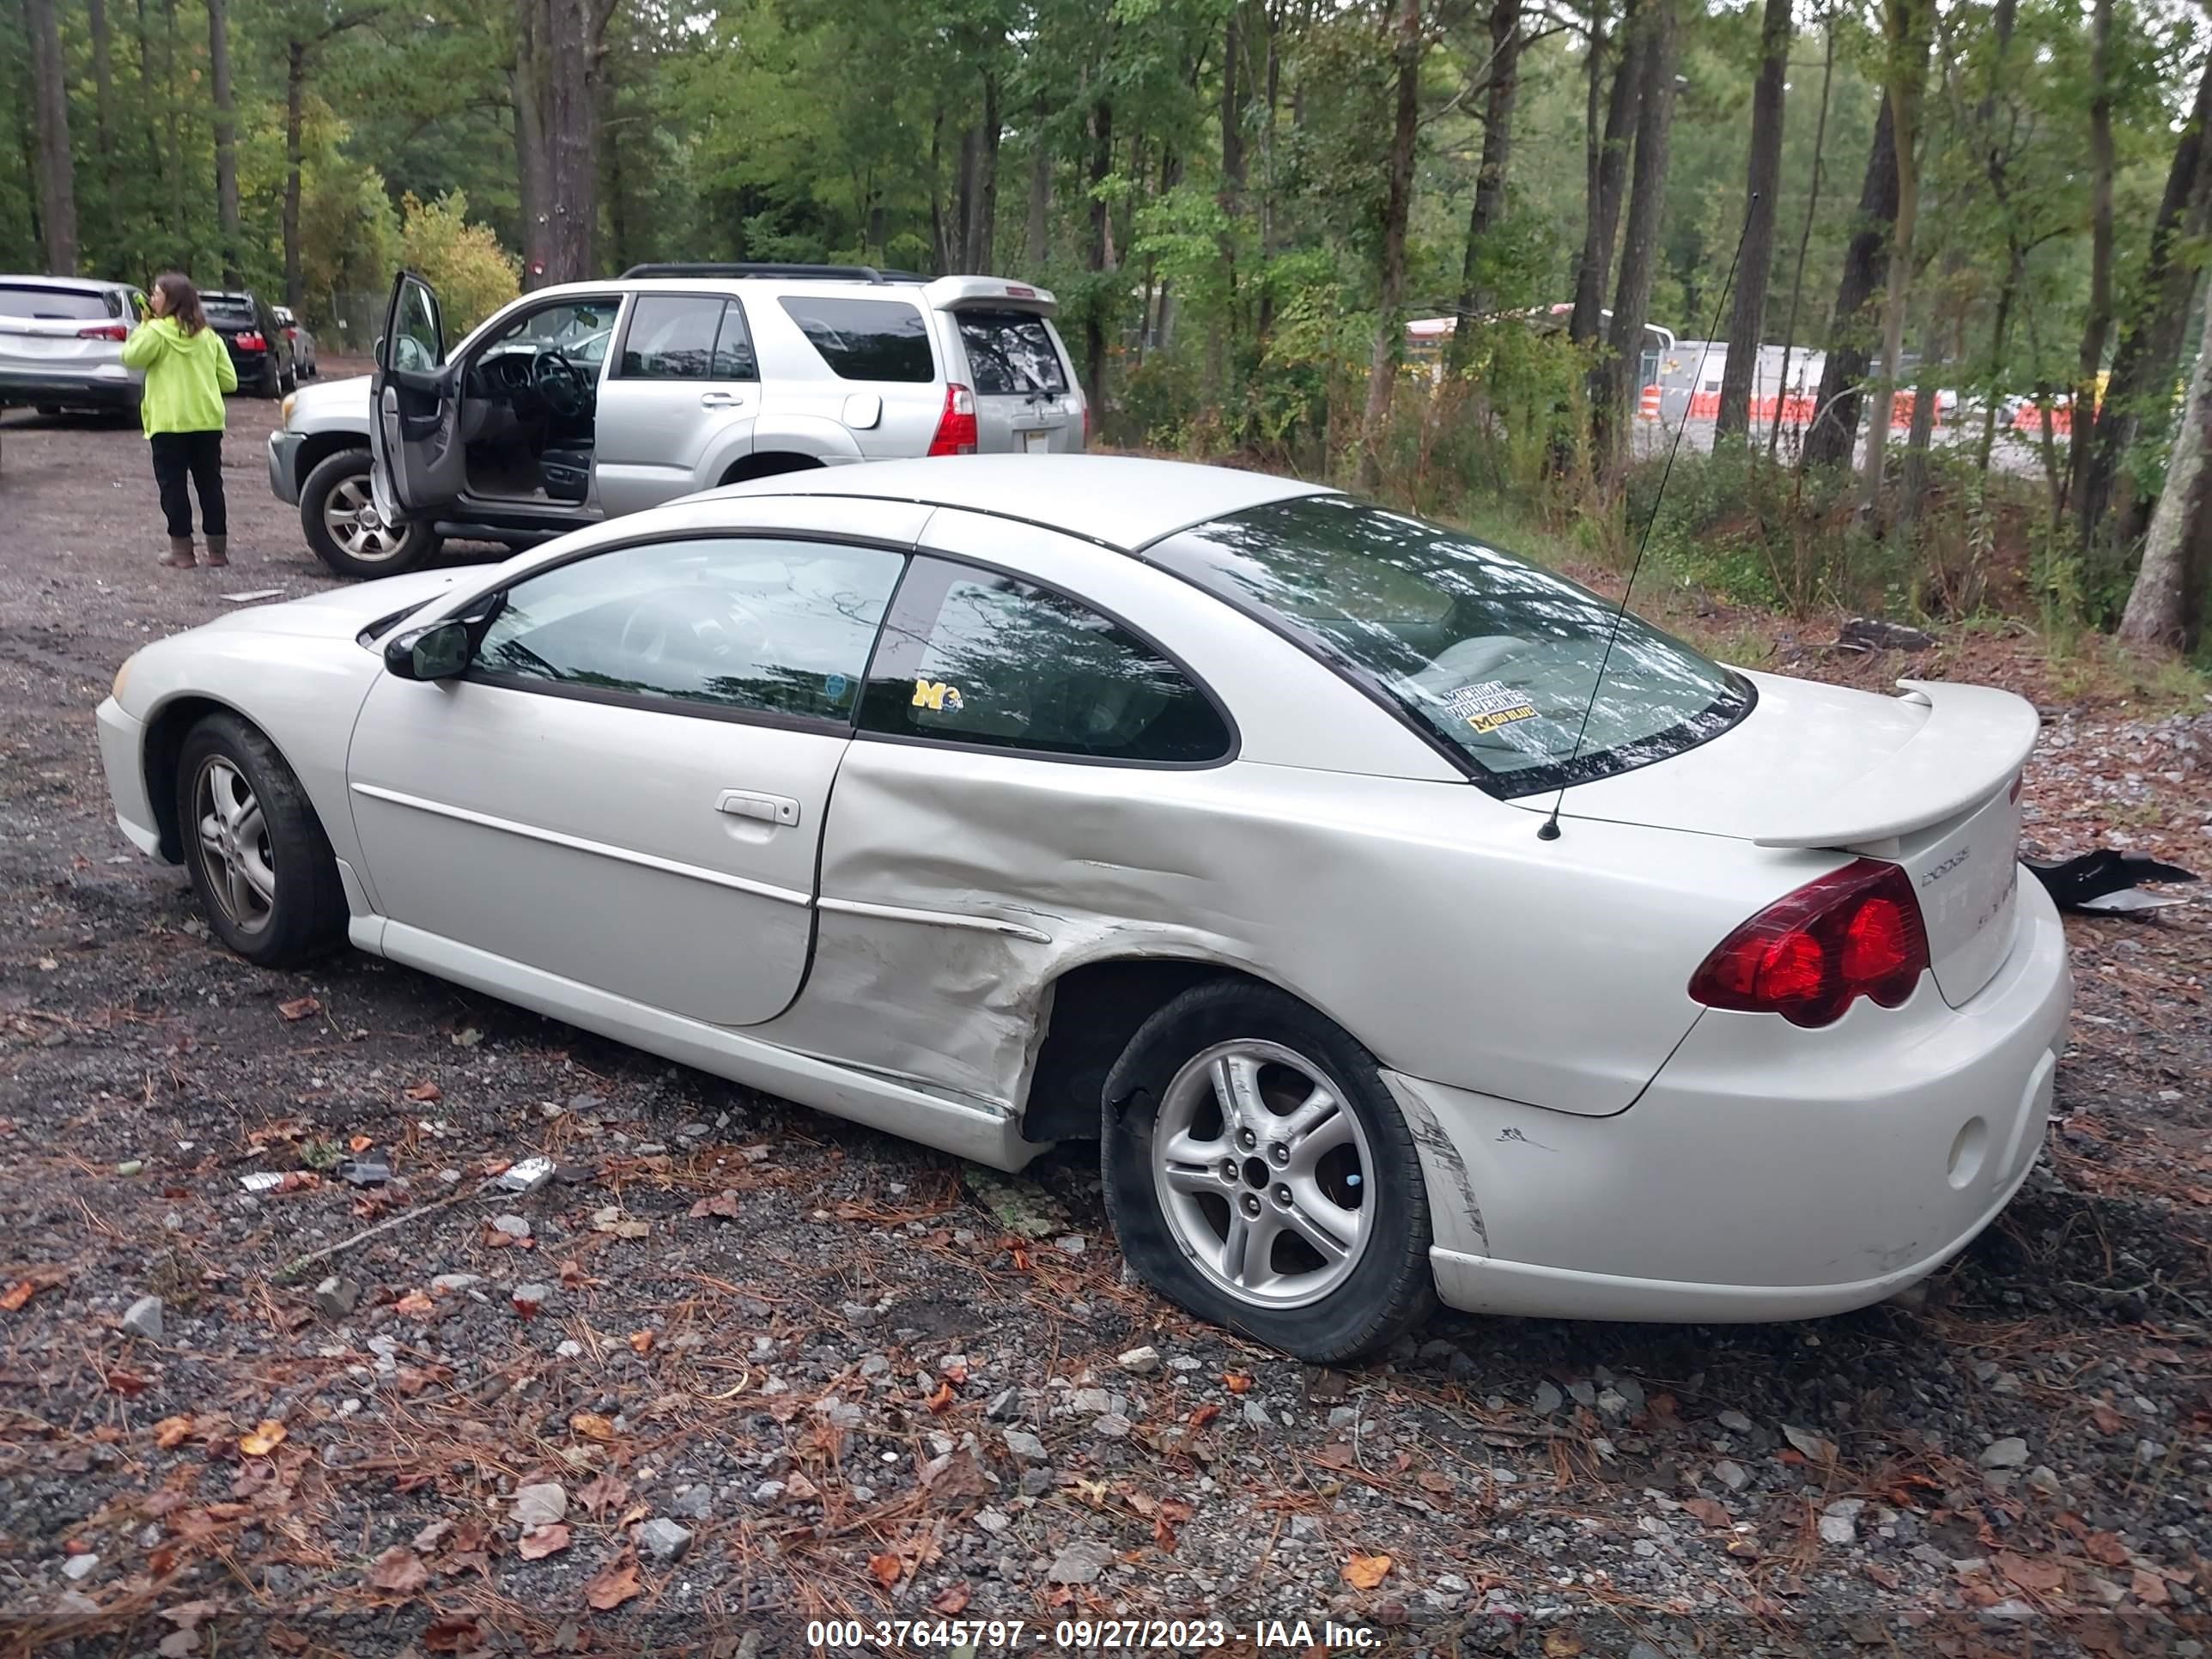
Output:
[{"xmin": 3, "ymin": 398, "xmax": 2210, "ymax": 1659}]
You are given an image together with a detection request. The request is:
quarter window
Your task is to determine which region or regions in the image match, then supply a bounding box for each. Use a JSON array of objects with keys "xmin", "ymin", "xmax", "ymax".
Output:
[
  {"xmin": 778, "ymin": 296, "xmax": 935, "ymax": 382},
  {"xmin": 860, "ymin": 559, "xmax": 1231, "ymax": 763},
  {"xmin": 474, "ymin": 538, "xmax": 906, "ymax": 724}
]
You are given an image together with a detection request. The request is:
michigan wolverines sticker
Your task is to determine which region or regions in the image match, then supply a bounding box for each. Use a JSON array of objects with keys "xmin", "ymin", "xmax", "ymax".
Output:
[
  {"xmin": 1443, "ymin": 680, "xmax": 1537, "ymax": 735},
  {"xmin": 913, "ymin": 678, "xmax": 964, "ymax": 713}
]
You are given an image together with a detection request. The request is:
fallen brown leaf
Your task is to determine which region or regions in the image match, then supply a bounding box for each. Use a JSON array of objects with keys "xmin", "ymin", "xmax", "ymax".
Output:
[
  {"xmin": 1541, "ymin": 1634, "xmax": 1585, "ymax": 1658},
  {"xmin": 422, "ymin": 1616, "xmax": 484, "ymax": 1652},
  {"xmin": 393, "ymin": 1290, "xmax": 434, "ymax": 1318},
  {"xmin": 348, "ymin": 1133, "xmax": 373, "ymax": 1153},
  {"xmin": 932, "ymin": 1583, "xmax": 971, "ymax": 1613},
  {"xmin": 571, "ymin": 1412, "xmax": 617, "ymax": 1442},
  {"xmin": 105, "ymin": 1368, "xmax": 151, "ymax": 1396},
  {"xmin": 277, "ymin": 996, "xmax": 321, "ymax": 1022},
  {"xmin": 518, "ymin": 1523, "xmax": 571, "ymax": 1560},
  {"xmin": 927, "ymin": 1381, "xmax": 956, "ymax": 1413},
  {"xmin": 2133, "ymin": 1567, "xmax": 2170, "ymax": 1607},
  {"xmin": 154, "ymin": 1415, "xmax": 193, "ymax": 1449},
  {"xmin": 578, "ymin": 1471, "xmax": 631, "ymax": 1516},
  {"xmin": 689, "ymin": 1190, "xmax": 742, "ymax": 1220},
  {"xmin": 1343, "ymin": 1553, "xmax": 1392, "ymax": 1589},
  {"xmin": 239, "ymin": 1419, "xmax": 288, "ymax": 1456},
  {"xmin": 1188, "ymin": 1404, "xmax": 1220, "ymax": 1429},
  {"xmin": 1415, "ymin": 1471, "xmax": 1455, "ymax": 1497},
  {"xmin": 585, "ymin": 1559, "xmax": 643, "ymax": 1611},
  {"xmin": 0, "ymin": 1280, "xmax": 36, "ymax": 1312},
  {"xmin": 1999, "ymin": 1551, "xmax": 2066, "ymax": 1595},
  {"xmin": 2086, "ymin": 1531, "xmax": 2130, "ymax": 1568},
  {"xmin": 404, "ymin": 1080, "xmax": 442, "ymax": 1103},
  {"xmin": 2090, "ymin": 1403, "xmax": 2127, "ymax": 1435},
  {"xmin": 1682, "ymin": 1497, "xmax": 1731, "ymax": 1528},
  {"xmin": 869, "ymin": 1553, "xmax": 903, "ymax": 1588},
  {"xmin": 367, "ymin": 1544, "xmax": 429, "ymax": 1595},
  {"xmin": 1224, "ymin": 1372, "xmax": 1254, "ymax": 1395},
  {"xmin": 628, "ymin": 1329, "xmax": 654, "ymax": 1356}
]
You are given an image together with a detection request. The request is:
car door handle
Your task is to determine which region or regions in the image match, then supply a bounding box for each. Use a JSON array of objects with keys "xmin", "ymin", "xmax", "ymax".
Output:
[
  {"xmin": 716, "ymin": 789, "xmax": 799, "ymax": 826},
  {"xmin": 700, "ymin": 392, "xmax": 741, "ymax": 409}
]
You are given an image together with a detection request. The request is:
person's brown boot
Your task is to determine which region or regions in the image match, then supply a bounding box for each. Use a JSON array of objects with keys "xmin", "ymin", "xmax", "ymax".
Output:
[
  {"xmin": 203, "ymin": 536, "xmax": 229, "ymax": 568},
  {"xmin": 161, "ymin": 537, "xmax": 196, "ymax": 569}
]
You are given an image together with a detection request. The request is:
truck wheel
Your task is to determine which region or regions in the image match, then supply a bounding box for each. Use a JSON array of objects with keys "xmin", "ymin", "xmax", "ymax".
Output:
[{"xmin": 300, "ymin": 449, "xmax": 439, "ymax": 580}]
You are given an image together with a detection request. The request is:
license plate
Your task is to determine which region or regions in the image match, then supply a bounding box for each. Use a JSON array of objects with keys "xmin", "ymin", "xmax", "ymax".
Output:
[{"xmin": 1023, "ymin": 429, "xmax": 1051, "ymax": 453}]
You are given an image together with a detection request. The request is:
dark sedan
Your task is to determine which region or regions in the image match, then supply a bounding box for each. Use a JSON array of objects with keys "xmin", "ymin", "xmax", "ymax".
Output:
[{"xmin": 204, "ymin": 289, "xmax": 296, "ymax": 398}]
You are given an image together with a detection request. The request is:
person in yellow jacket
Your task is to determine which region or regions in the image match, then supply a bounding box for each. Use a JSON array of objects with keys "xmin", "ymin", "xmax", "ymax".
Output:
[{"xmin": 121, "ymin": 273, "xmax": 239, "ymax": 568}]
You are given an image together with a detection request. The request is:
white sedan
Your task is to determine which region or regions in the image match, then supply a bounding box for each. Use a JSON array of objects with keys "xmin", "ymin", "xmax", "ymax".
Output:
[{"xmin": 96, "ymin": 457, "xmax": 2071, "ymax": 1360}]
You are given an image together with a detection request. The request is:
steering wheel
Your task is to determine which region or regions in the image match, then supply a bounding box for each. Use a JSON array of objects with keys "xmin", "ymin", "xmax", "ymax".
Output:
[
  {"xmin": 617, "ymin": 592, "xmax": 769, "ymax": 672},
  {"xmin": 530, "ymin": 345, "xmax": 588, "ymax": 417}
]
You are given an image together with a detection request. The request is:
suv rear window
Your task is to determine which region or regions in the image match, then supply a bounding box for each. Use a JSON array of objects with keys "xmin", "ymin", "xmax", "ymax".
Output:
[
  {"xmin": 778, "ymin": 296, "xmax": 933, "ymax": 382},
  {"xmin": 0, "ymin": 285, "xmax": 116, "ymax": 320},
  {"xmin": 1148, "ymin": 495, "xmax": 1751, "ymax": 796},
  {"xmin": 956, "ymin": 310, "xmax": 1068, "ymax": 396},
  {"xmin": 203, "ymin": 295, "xmax": 257, "ymax": 323}
]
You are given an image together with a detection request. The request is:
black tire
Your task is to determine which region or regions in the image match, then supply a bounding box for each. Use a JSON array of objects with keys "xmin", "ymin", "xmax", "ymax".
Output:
[
  {"xmin": 258, "ymin": 360, "xmax": 283, "ymax": 399},
  {"xmin": 299, "ymin": 448, "xmax": 440, "ymax": 579},
  {"xmin": 1101, "ymin": 980, "xmax": 1437, "ymax": 1362},
  {"xmin": 280, "ymin": 362, "xmax": 298, "ymax": 395},
  {"xmin": 174, "ymin": 713, "xmax": 348, "ymax": 969}
]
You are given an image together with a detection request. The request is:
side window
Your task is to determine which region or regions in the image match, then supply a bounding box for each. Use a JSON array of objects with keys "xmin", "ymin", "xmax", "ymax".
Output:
[
  {"xmin": 389, "ymin": 280, "xmax": 442, "ymax": 372},
  {"xmin": 859, "ymin": 559, "xmax": 1231, "ymax": 763},
  {"xmin": 713, "ymin": 301, "xmax": 757, "ymax": 380},
  {"xmin": 617, "ymin": 296, "xmax": 725, "ymax": 380},
  {"xmin": 777, "ymin": 296, "xmax": 934, "ymax": 382},
  {"xmin": 474, "ymin": 537, "xmax": 906, "ymax": 724}
]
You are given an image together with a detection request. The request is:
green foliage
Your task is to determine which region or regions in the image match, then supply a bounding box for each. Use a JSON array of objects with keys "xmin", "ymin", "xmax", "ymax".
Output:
[{"xmin": 398, "ymin": 191, "xmax": 519, "ymax": 333}]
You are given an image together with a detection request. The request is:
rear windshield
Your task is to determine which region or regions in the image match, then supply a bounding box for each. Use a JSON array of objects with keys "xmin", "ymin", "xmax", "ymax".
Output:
[
  {"xmin": 778, "ymin": 296, "xmax": 933, "ymax": 382},
  {"xmin": 1149, "ymin": 495, "xmax": 1752, "ymax": 796},
  {"xmin": 204, "ymin": 295, "xmax": 257, "ymax": 322},
  {"xmin": 956, "ymin": 309, "xmax": 1068, "ymax": 396},
  {"xmin": 0, "ymin": 284, "xmax": 116, "ymax": 320}
]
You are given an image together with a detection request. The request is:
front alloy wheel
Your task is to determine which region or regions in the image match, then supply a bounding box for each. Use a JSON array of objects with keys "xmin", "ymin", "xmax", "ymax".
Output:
[
  {"xmin": 1103, "ymin": 980, "xmax": 1437, "ymax": 1362},
  {"xmin": 192, "ymin": 756, "xmax": 277, "ymax": 936},
  {"xmin": 300, "ymin": 449, "xmax": 437, "ymax": 579}
]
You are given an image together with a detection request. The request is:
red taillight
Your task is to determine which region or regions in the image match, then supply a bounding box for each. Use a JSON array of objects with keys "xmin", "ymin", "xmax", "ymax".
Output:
[
  {"xmin": 283, "ymin": 326, "xmax": 298, "ymax": 342},
  {"xmin": 927, "ymin": 382, "xmax": 977, "ymax": 456},
  {"xmin": 236, "ymin": 331, "xmax": 266, "ymax": 351},
  {"xmin": 1688, "ymin": 858, "xmax": 1929, "ymax": 1028},
  {"xmin": 77, "ymin": 323, "xmax": 129, "ymax": 341}
]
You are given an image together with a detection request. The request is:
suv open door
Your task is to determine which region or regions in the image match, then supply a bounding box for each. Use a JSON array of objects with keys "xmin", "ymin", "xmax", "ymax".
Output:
[{"xmin": 370, "ymin": 271, "xmax": 466, "ymax": 529}]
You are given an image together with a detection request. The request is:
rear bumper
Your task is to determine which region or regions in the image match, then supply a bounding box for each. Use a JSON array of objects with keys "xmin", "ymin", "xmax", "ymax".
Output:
[
  {"xmin": 97, "ymin": 697, "xmax": 165, "ymax": 860},
  {"xmin": 267, "ymin": 428, "xmax": 303, "ymax": 503},
  {"xmin": 1396, "ymin": 871, "xmax": 2073, "ymax": 1322},
  {"xmin": 0, "ymin": 366, "xmax": 140, "ymax": 408}
]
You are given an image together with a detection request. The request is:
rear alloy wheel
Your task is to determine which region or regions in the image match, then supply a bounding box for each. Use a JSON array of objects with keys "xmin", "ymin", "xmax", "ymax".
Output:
[
  {"xmin": 175, "ymin": 713, "xmax": 346, "ymax": 968},
  {"xmin": 300, "ymin": 449, "xmax": 438, "ymax": 579},
  {"xmin": 1103, "ymin": 981, "xmax": 1437, "ymax": 1361}
]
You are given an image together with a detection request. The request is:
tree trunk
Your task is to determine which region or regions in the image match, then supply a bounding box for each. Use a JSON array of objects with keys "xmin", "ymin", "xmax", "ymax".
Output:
[
  {"xmin": 284, "ymin": 39, "xmax": 307, "ymax": 313},
  {"xmin": 1254, "ymin": 5, "xmax": 1282, "ymax": 350},
  {"xmin": 209, "ymin": 0, "xmax": 240, "ymax": 285},
  {"xmin": 1859, "ymin": 0, "xmax": 1930, "ymax": 515},
  {"xmin": 1768, "ymin": 4, "xmax": 1834, "ymax": 458},
  {"xmin": 2119, "ymin": 295, "xmax": 2212, "ymax": 649},
  {"xmin": 540, "ymin": 0, "xmax": 610, "ymax": 285},
  {"xmin": 1357, "ymin": 0, "xmax": 1425, "ymax": 492},
  {"xmin": 1897, "ymin": 321, "xmax": 1942, "ymax": 528},
  {"xmin": 1083, "ymin": 95, "xmax": 1113, "ymax": 414},
  {"xmin": 88, "ymin": 0, "xmax": 117, "ymax": 184},
  {"xmin": 1570, "ymin": 0, "xmax": 1639, "ymax": 349},
  {"xmin": 25, "ymin": 0, "xmax": 76, "ymax": 275},
  {"xmin": 968, "ymin": 73, "xmax": 1001, "ymax": 272},
  {"xmin": 1801, "ymin": 90, "xmax": 1899, "ymax": 471},
  {"xmin": 2077, "ymin": 50, "xmax": 2212, "ymax": 556},
  {"xmin": 1025, "ymin": 101, "xmax": 1051, "ymax": 266},
  {"xmin": 2068, "ymin": 0, "xmax": 2114, "ymax": 520},
  {"xmin": 512, "ymin": 0, "xmax": 550, "ymax": 286},
  {"xmin": 1974, "ymin": 253, "xmax": 2020, "ymax": 472},
  {"xmin": 1592, "ymin": 0, "xmax": 1675, "ymax": 483},
  {"xmin": 1447, "ymin": 0, "xmax": 1522, "ymax": 375},
  {"xmin": 1715, "ymin": 0, "xmax": 1790, "ymax": 442}
]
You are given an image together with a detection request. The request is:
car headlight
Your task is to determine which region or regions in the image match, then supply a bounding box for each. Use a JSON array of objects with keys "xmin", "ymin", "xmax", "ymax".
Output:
[
  {"xmin": 112, "ymin": 654, "xmax": 134, "ymax": 703},
  {"xmin": 280, "ymin": 392, "xmax": 297, "ymax": 424}
]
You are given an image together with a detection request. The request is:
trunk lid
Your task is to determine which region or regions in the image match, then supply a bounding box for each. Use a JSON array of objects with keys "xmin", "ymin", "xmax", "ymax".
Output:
[
  {"xmin": 1528, "ymin": 672, "xmax": 2039, "ymax": 1006},
  {"xmin": 927, "ymin": 278, "xmax": 1086, "ymax": 454}
]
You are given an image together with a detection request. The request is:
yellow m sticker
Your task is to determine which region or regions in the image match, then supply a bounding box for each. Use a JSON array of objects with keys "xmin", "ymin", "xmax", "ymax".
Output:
[{"xmin": 912, "ymin": 678, "xmax": 964, "ymax": 713}]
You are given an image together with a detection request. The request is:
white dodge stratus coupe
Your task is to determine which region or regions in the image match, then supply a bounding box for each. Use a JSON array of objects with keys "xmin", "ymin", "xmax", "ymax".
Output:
[{"xmin": 98, "ymin": 456, "xmax": 2071, "ymax": 1359}]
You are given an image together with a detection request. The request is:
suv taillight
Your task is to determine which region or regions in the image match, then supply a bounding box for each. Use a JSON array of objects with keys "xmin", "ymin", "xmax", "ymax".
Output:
[
  {"xmin": 236, "ymin": 330, "xmax": 266, "ymax": 351},
  {"xmin": 927, "ymin": 382, "xmax": 977, "ymax": 456},
  {"xmin": 78, "ymin": 323, "xmax": 129, "ymax": 341},
  {"xmin": 1687, "ymin": 858, "xmax": 1929, "ymax": 1029}
]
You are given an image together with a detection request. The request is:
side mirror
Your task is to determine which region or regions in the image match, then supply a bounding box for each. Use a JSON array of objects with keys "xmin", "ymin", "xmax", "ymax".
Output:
[{"xmin": 385, "ymin": 620, "xmax": 471, "ymax": 682}]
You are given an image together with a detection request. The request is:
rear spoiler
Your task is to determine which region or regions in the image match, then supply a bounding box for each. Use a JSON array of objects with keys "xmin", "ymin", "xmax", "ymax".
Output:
[
  {"xmin": 1751, "ymin": 679, "xmax": 2039, "ymax": 849},
  {"xmin": 923, "ymin": 276, "xmax": 1059, "ymax": 316}
]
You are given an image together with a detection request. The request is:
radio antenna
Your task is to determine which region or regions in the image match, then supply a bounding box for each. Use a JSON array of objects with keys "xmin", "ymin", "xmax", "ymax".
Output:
[{"xmin": 1538, "ymin": 197, "xmax": 1759, "ymax": 843}]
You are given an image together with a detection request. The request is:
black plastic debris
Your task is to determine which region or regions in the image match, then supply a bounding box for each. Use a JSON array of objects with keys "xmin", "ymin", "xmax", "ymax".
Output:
[{"xmin": 2027, "ymin": 849, "xmax": 2199, "ymax": 914}]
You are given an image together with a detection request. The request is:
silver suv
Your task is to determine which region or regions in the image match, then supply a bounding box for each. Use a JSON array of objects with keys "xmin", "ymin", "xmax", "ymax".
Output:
[
  {"xmin": 0, "ymin": 276, "xmax": 149, "ymax": 416},
  {"xmin": 270, "ymin": 263, "xmax": 1087, "ymax": 579}
]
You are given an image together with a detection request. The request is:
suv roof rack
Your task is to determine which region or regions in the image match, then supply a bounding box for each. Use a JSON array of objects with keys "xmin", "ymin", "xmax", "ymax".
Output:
[{"xmin": 617, "ymin": 262, "xmax": 928, "ymax": 285}]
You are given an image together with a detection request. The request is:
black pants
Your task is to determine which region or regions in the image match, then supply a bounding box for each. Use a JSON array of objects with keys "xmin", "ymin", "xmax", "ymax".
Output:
[{"xmin": 149, "ymin": 430, "xmax": 227, "ymax": 539}]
